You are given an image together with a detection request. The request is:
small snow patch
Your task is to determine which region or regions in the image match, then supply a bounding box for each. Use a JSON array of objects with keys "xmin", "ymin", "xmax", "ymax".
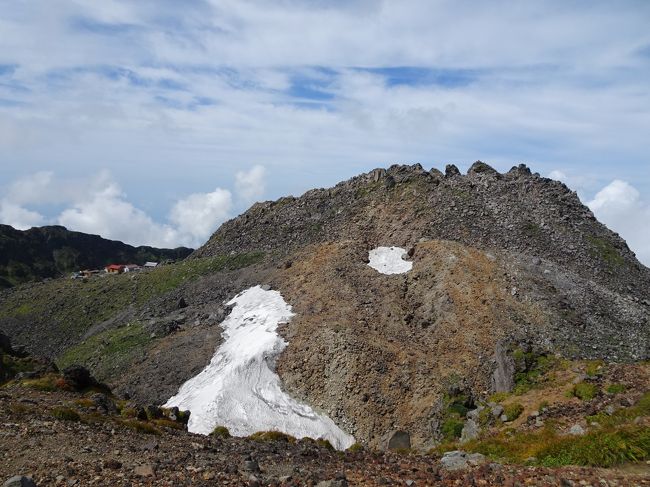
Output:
[
  {"xmin": 164, "ymin": 285, "xmax": 355, "ymax": 450},
  {"xmin": 368, "ymin": 246, "xmax": 413, "ymax": 274}
]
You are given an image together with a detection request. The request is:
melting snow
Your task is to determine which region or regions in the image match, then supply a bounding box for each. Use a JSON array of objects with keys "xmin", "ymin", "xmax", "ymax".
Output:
[
  {"xmin": 164, "ymin": 285, "xmax": 355, "ymax": 450},
  {"xmin": 368, "ymin": 246, "xmax": 413, "ymax": 274}
]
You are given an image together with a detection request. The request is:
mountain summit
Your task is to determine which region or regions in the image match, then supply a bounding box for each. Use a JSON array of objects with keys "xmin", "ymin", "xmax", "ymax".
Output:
[{"xmin": 1, "ymin": 162, "xmax": 648, "ymax": 451}]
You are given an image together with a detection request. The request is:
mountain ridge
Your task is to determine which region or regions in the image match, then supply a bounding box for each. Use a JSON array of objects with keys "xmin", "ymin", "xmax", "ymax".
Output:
[{"xmin": 0, "ymin": 224, "xmax": 193, "ymax": 287}]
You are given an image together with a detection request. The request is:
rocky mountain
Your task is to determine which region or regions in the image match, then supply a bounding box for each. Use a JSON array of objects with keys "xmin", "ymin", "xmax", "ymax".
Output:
[
  {"xmin": 0, "ymin": 224, "xmax": 193, "ymax": 287},
  {"xmin": 0, "ymin": 162, "xmax": 648, "ymax": 454}
]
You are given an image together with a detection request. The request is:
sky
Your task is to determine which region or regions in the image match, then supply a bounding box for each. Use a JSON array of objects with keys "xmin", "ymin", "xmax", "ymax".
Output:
[{"xmin": 0, "ymin": 1, "xmax": 648, "ymax": 263}]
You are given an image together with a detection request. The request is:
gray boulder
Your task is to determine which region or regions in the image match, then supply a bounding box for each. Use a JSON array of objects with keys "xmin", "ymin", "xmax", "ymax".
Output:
[
  {"xmin": 386, "ymin": 430, "xmax": 411, "ymax": 450},
  {"xmin": 460, "ymin": 419, "xmax": 479, "ymax": 443},
  {"xmin": 3, "ymin": 477, "xmax": 37, "ymax": 487},
  {"xmin": 440, "ymin": 451, "xmax": 486, "ymax": 471}
]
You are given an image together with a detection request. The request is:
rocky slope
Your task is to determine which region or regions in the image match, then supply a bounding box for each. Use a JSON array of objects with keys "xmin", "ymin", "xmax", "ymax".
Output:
[
  {"xmin": 1, "ymin": 359, "xmax": 648, "ymax": 486},
  {"xmin": 0, "ymin": 224, "xmax": 192, "ymax": 287},
  {"xmin": 0, "ymin": 162, "xmax": 648, "ymax": 452}
]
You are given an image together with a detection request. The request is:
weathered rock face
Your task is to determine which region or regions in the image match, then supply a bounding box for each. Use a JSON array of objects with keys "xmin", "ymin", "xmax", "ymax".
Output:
[
  {"xmin": 195, "ymin": 163, "xmax": 648, "ymax": 304},
  {"xmin": 492, "ymin": 341, "xmax": 516, "ymax": 393}
]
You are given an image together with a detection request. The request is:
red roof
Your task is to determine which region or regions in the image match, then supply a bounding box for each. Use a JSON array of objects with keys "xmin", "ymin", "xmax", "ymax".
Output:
[{"xmin": 106, "ymin": 264, "xmax": 124, "ymax": 270}]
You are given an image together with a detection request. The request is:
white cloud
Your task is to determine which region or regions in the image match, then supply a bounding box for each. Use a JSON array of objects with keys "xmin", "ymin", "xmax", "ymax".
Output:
[
  {"xmin": 169, "ymin": 188, "xmax": 233, "ymax": 243},
  {"xmin": 57, "ymin": 177, "xmax": 181, "ymax": 248},
  {"xmin": 0, "ymin": 167, "xmax": 266, "ymax": 248},
  {"xmin": 235, "ymin": 165, "xmax": 266, "ymax": 204},
  {"xmin": 587, "ymin": 180, "xmax": 650, "ymax": 266},
  {"xmin": 0, "ymin": 200, "xmax": 44, "ymax": 230}
]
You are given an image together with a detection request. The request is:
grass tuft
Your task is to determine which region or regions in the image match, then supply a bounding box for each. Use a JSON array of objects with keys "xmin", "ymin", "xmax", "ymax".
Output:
[
  {"xmin": 502, "ymin": 403, "xmax": 524, "ymax": 422},
  {"xmin": 572, "ymin": 382, "xmax": 599, "ymax": 401},
  {"xmin": 120, "ymin": 419, "xmax": 160, "ymax": 435},
  {"xmin": 248, "ymin": 430, "xmax": 296, "ymax": 443},
  {"xmin": 211, "ymin": 425, "xmax": 231, "ymax": 438},
  {"xmin": 51, "ymin": 407, "xmax": 81, "ymax": 421}
]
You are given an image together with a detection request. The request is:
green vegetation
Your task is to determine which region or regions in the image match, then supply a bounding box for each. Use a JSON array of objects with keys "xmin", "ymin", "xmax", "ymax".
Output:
[
  {"xmin": 346, "ymin": 442, "xmax": 364, "ymax": 453},
  {"xmin": 211, "ymin": 425, "xmax": 231, "ymax": 438},
  {"xmin": 587, "ymin": 392, "xmax": 650, "ymax": 428},
  {"xmin": 586, "ymin": 235, "xmax": 625, "ymax": 267},
  {"xmin": 57, "ymin": 322, "xmax": 151, "ymax": 379},
  {"xmin": 585, "ymin": 360, "xmax": 604, "ymax": 377},
  {"xmin": 488, "ymin": 392, "xmax": 510, "ymax": 403},
  {"xmin": 441, "ymin": 418, "xmax": 465, "ymax": 440},
  {"xmin": 0, "ymin": 224, "xmax": 193, "ymax": 287},
  {"xmin": 502, "ymin": 403, "xmax": 524, "ymax": 422},
  {"xmin": 0, "ymin": 252, "xmax": 265, "ymax": 346},
  {"xmin": 1, "ymin": 354, "xmax": 38, "ymax": 383},
  {"xmin": 606, "ymin": 383, "xmax": 626, "ymax": 394},
  {"xmin": 51, "ymin": 407, "xmax": 81, "ymax": 421},
  {"xmin": 571, "ymin": 382, "xmax": 599, "ymax": 401},
  {"xmin": 21, "ymin": 374, "xmax": 59, "ymax": 392},
  {"xmin": 463, "ymin": 423, "xmax": 649, "ymax": 467},
  {"xmin": 538, "ymin": 426, "xmax": 649, "ymax": 467},
  {"xmin": 440, "ymin": 392, "xmax": 471, "ymax": 441},
  {"xmin": 120, "ymin": 419, "xmax": 160, "ymax": 435},
  {"xmin": 120, "ymin": 407, "xmax": 138, "ymax": 419},
  {"xmin": 512, "ymin": 349, "xmax": 559, "ymax": 395},
  {"xmin": 248, "ymin": 430, "xmax": 297, "ymax": 443}
]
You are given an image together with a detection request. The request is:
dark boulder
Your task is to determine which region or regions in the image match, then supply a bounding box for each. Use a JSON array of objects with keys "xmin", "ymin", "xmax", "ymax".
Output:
[
  {"xmin": 3, "ymin": 476, "xmax": 37, "ymax": 487},
  {"xmin": 62, "ymin": 365, "xmax": 99, "ymax": 391},
  {"xmin": 386, "ymin": 430, "xmax": 411, "ymax": 450},
  {"xmin": 445, "ymin": 164, "xmax": 460, "ymax": 178},
  {"xmin": 467, "ymin": 161, "xmax": 499, "ymax": 176}
]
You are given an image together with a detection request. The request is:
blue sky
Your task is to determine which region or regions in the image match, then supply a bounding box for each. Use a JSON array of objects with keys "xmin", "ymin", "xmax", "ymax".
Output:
[{"xmin": 0, "ymin": 1, "xmax": 649, "ymax": 262}]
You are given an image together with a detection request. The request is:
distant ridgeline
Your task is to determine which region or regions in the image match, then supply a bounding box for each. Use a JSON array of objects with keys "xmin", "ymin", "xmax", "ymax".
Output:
[{"xmin": 0, "ymin": 225, "xmax": 193, "ymax": 288}]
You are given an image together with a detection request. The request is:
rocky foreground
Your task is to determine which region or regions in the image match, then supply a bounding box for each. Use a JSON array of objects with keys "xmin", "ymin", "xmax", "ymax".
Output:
[{"xmin": 1, "ymin": 378, "xmax": 649, "ymax": 487}]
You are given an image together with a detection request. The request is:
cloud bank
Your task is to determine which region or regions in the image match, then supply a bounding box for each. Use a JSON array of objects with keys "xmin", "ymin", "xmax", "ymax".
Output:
[
  {"xmin": 0, "ymin": 167, "xmax": 266, "ymax": 248},
  {"xmin": 587, "ymin": 180, "xmax": 650, "ymax": 266},
  {"xmin": 0, "ymin": 1, "xmax": 648, "ymax": 259}
]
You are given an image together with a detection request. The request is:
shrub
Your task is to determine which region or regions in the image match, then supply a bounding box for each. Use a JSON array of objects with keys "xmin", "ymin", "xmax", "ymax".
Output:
[
  {"xmin": 585, "ymin": 360, "xmax": 604, "ymax": 377},
  {"xmin": 502, "ymin": 403, "xmax": 524, "ymax": 422},
  {"xmin": 478, "ymin": 407, "xmax": 493, "ymax": 426},
  {"xmin": 51, "ymin": 407, "xmax": 81, "ymax": 421},
  {"xmin": 248, "ymin": 430, "xmax": 296, "ymax": 443},
  {"xmin": 211, "ymin": 425, "xmax": 231, "ymax": 438},
  {"xmin": 572, "ymin": 382, "xmax": 598, "ymax": 401},
  {"xmin": 120, "ymin": 407, "xmax": 138, "ymax": 418},
  {"xmin": 441, "ymin": 418, "xmax": 464, "ymax": 440}
]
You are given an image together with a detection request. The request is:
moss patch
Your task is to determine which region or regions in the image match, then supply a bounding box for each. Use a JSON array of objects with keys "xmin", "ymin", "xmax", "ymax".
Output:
[{"xmin": 571, "ymin": 382, "xmax": 599, "ymax": 401}]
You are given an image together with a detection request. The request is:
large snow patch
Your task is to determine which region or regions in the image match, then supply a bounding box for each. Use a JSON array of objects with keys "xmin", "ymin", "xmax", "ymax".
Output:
[
  {"xmin": 368, "ymin": 246, "xmax": 413, "ymax": 274},
  {"xmin": 164, "ymin": 285, "xmax": 355, "ymax": 450}
]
